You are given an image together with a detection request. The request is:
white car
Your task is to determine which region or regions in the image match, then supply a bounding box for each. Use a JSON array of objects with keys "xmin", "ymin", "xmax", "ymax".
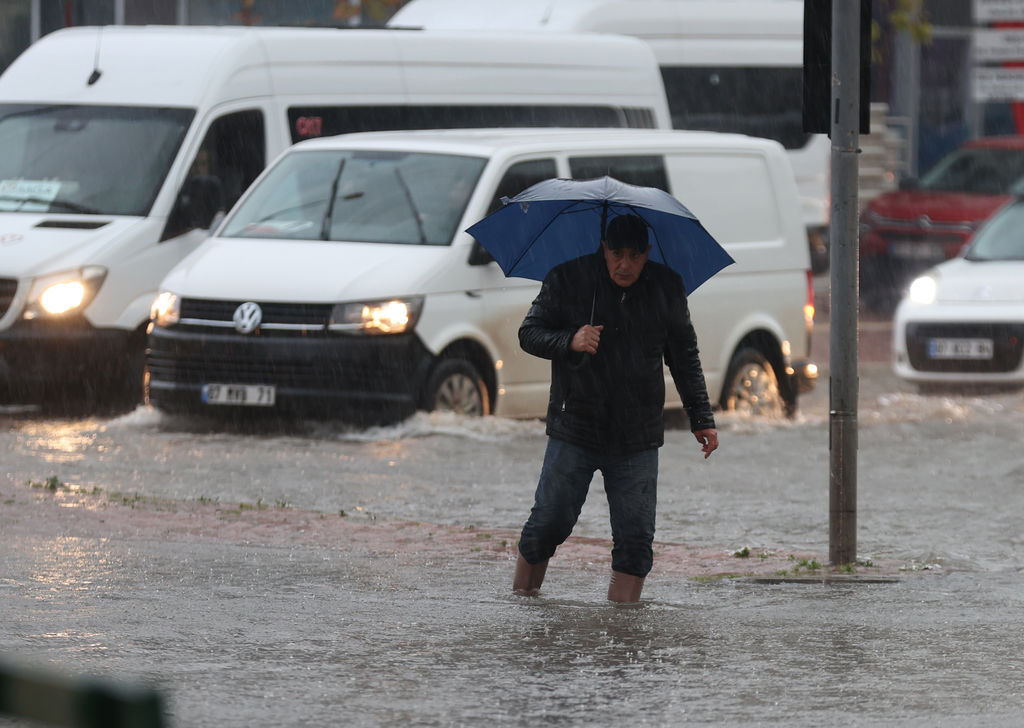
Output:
[{"xmin": 893, "ymin": 199, "xmax": 1024, "ymax": 390}]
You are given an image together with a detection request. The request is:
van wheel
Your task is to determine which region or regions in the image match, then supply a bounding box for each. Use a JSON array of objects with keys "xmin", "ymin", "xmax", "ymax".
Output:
[
  {"xmin": 422, "ymin": 358, "xmax": 491, "ymax": 416},
  {"xmin": 722, "ymin": 348, "xmax": 784, "ymax": 418}
]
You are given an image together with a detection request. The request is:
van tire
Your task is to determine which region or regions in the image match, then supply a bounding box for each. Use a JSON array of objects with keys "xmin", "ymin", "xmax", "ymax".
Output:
[
  {"xmin": 422, "ymin": 358, "xmax": 491, "ymax": 417},
  {"xmin": 721, "ymin": 347, "xmax": 784, "ymax": 418}
]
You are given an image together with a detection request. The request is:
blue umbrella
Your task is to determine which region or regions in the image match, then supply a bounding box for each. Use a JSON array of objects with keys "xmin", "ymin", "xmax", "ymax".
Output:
[{"xmin": 466, "ymin": 176, "xmax": 734, "ymax": 294}]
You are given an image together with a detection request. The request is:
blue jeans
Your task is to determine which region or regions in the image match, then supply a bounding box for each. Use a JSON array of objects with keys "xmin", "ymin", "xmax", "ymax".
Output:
[{"xmin": 518, "ymin": 438, "xmax": 659, "ymax": 578}]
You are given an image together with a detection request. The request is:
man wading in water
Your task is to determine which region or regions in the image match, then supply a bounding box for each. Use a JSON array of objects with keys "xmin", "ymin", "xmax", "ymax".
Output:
[{"xmin": 513, "ymin": 213, "xmax": 719, "ymax": 603}]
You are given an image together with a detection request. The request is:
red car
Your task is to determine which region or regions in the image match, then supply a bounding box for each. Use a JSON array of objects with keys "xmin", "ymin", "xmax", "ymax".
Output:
[{"xmin": 858, "ymin": 136, "xmax": 1024, "ymax": 311}]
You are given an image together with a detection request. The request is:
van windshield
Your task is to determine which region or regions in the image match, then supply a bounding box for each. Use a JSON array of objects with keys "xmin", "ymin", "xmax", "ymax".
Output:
[
  {"xmin": 221, "ymin": 149, "xmax": 486, "ymax": 245},
  {"xmin": 0, "ymin": 104, "xmax": 194, "ymax": 216}
]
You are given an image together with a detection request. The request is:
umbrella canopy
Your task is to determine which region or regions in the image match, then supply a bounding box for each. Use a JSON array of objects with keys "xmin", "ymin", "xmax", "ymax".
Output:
[{"xmin": 466, "ymin": 176, "xmax": 734, "ymax": 294}]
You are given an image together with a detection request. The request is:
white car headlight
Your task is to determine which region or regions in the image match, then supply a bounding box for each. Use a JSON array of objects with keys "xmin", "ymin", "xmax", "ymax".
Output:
[
  {"xmin": 907, "ymin": 274, "xmax": 938, "ymax": 305},
  {"xmin": 328, "ymin": 297, "xmax": 423, "ymax": 335},
  {"xmin": 23, "ymin": 266, "xmax": 107, "ymax": 319},
  {"xmin": 150, "ymin": 291, "xmax": 181, "ymax": 328}
]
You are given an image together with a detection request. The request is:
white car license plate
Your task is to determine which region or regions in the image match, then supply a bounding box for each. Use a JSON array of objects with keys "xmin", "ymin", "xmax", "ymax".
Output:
[
  {"xmin": 889, "ymin": 241, "xmax": 947, "ymax": 261},
  {"xmin": 927, "ymin": 338, "xmax": 994, "ymax": 360},
  {"xmin": 201, "ymin": 383, "xmax": 276, "ymax": 406}
]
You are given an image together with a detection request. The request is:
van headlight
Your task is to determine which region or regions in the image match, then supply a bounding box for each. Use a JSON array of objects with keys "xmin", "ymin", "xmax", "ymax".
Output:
[
  {"xmin": 328, "ymin": 297, "xmax": 423, "ymax": 334},
  {"xmin": 907, "ymin": 274, "xmax": 938, "ymax": 305},
  {"xmin": 150, "ymin": 291, "xmax": 181, "ymax": 328},
  {"xmin": 23, "ymin": 266, "xmax": 107, "ymax": 319}
]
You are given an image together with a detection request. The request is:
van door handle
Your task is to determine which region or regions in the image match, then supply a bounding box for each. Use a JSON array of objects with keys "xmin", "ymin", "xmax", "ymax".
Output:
[{"xmin": 465, "ymin": 290, "xmax": 482, "ymax": 298}]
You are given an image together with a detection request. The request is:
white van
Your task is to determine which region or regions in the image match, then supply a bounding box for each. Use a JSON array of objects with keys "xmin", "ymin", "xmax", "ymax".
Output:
[
  {"xmin": 389, "ymin": 0, "xmax": 831, "ymax": 271},
  {"xmin": 147, "ymin": 128, "xmax": 816, "ymax": 423},
  {"xmin": 0, "ymin": 25, "xmax": 669, "ymax": 406}
]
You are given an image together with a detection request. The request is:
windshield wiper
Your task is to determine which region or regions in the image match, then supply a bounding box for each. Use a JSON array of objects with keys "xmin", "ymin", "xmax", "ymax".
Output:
[
  {"xmin": 393, "ymin": 168, "xmax": 427, "ymax": 244},
  {"xmin": 0, "ymin": 195, "xmax": 101, "ymax": 215},
  {"xmin": 320, "ymin": 159, "xmax": 346, "ymax": 240}
]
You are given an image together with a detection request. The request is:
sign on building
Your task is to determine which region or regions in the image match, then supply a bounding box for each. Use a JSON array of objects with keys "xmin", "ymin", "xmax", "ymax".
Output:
[
  {"xmin": 975, "ymin": 28, "xmax": 1024, "ymax": 61},
  {"xmin": 973, "ymin": 67, "xmax": 1024, "ymax": 101},
  {"xmin": 975, "ymin": 0, "xmax": 1024, "ymax": 23}
]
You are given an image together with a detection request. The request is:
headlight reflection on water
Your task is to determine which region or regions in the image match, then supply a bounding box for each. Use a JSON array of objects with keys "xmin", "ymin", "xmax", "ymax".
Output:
[{"xmin": 22, "ymin": 422, "xmax": 98, "ymax": 464}]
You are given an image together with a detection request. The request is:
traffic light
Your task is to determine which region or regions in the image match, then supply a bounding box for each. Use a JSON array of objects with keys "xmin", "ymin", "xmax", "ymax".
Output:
[{"xmin": 803, "ymin": 0, "xmax": 872, "ymax": 135}]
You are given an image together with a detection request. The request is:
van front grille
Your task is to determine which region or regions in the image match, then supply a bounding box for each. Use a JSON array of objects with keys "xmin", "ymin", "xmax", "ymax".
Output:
[
  {"xmin": 177, "ymin": 298, "xmax": 334, "ymax": 336},
  {"xmin": 147, "ymin": 351, "xmax": 345, "ymax": 388}
]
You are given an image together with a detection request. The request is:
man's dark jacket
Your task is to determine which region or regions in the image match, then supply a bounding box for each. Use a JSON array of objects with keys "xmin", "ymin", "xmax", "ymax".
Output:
[{"xmin": 519, "ymin": 250, "xmax": 716, "ymax": 454}]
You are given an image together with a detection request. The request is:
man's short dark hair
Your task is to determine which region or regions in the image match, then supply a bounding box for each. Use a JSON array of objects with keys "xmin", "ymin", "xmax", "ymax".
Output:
[{"xmin": 604, "ymin": 214, "xmax": 649, "ymax": 251}]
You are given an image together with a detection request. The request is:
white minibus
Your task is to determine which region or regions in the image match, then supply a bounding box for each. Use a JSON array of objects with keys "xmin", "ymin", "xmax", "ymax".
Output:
[
  {"xmin": 390, "ymin": 0, "xmax": 831, "ymax": 271},
  {"xmin": 0, "ymin": 24, "xmax": 669, "ymax": 407},
  {"xmin": 148, "ymin": 128, "xmax": 816, "ymax": 423}
]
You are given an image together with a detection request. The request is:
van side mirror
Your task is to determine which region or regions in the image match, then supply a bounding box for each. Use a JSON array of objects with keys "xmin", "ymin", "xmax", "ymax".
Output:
[{"xmin": 468, "ymin": 239, "xmax": 495, "ymax": 266}]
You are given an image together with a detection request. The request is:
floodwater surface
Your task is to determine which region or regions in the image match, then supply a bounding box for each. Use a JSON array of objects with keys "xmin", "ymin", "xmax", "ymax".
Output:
[{"xmin": 2, "ymin": 363, "xmax": 1024, "ymax": 726}]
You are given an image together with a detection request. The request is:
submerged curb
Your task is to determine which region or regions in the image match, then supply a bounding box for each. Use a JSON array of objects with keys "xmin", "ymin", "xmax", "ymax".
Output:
[
  {"xmin": 3, "ymin": 481, "xmax": 909, "ymax": 582},
  {"xmin": 740, "ymin": 575, "xmax": 901, "ymax": 585}
]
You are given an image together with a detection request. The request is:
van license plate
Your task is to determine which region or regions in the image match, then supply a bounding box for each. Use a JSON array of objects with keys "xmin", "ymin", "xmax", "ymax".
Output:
[
  {"xmin": 927, "ymin": 338, "xmax": 994, "ymax": 360},
  {"xmin": 201, "ymin": 383, "xmax": 276, "ymax": 406}
]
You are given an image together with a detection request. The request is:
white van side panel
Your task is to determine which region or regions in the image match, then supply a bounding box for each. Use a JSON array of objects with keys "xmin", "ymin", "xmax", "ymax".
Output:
[
  {"xmin": 109, "ymin": 230, "xmax": 210, "ymax": 330},
  {"xmin": 396, "ymin": 32, "xmax": 669, "ymax": 115},
  {"xmin": 259, "ymin": 31, "xmax": 669, "ymax": 128},
  {"xmin": 664, "ymin": 148, "xmax": 809, "ymax": 406},
  {"xmin": 260, "ymin": 34, "xmax": 406, "ymax": 100},
  {"xmin": 391, "ymin": 0, "xmax": 802, "ymax": 47},
  {"xmin": 684, "ymin": 272, "xmax": 804, "ymax": 407},
  {"xmin": 665, "ymin": 150, "xmax": 805, "ymax": 273},
  {"xmin": 573, "ymin": 1, "xmax": 803, "ymax": 65}
]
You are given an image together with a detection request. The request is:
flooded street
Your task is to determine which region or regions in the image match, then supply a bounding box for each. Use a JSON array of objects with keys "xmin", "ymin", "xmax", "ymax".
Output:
[{"xmin": 3, "ymin": 311, "xmax": 1024, "ymax": 726}]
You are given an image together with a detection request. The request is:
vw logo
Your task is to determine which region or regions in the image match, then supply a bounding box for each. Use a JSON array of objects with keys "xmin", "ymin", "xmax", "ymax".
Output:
[
  {"xmin": 917, "ymin": 214, "xmax": 933, "ymax": 228},
  {"xmin": 233, "ymin": 301, "xmax": 263, "ymax": 334}
]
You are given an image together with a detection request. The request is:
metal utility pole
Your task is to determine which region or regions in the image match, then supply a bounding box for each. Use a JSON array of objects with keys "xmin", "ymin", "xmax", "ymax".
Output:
[{"xmin": 829, "ymin": 0, "xmax": 861, "ymax": 566}]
